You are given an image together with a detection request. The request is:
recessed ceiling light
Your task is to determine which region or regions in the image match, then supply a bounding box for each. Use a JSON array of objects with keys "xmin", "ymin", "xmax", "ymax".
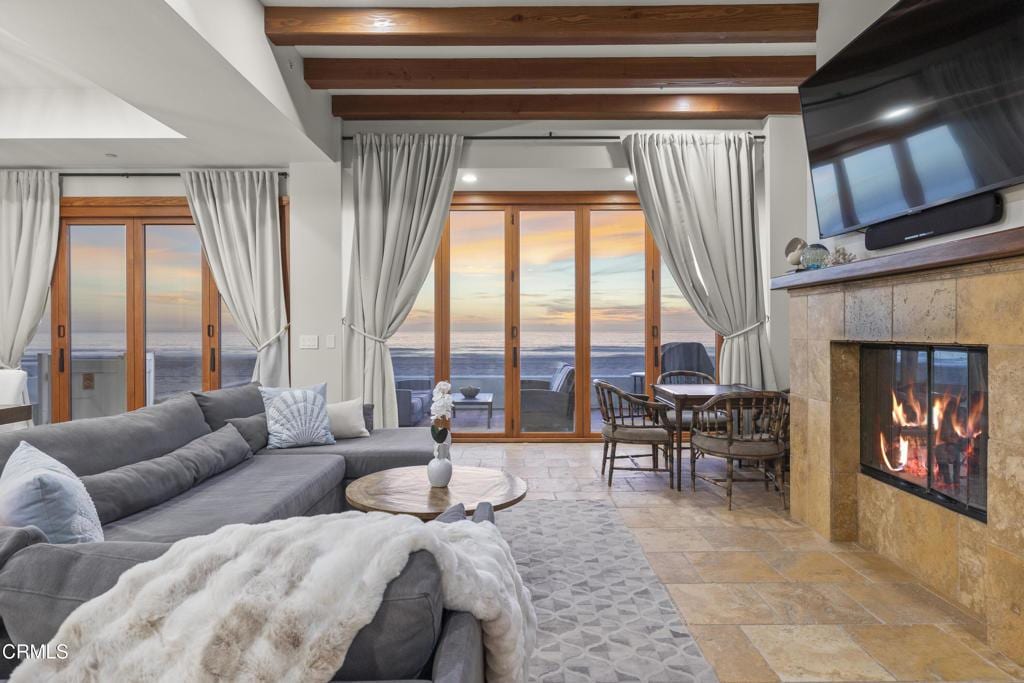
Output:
[
  {"xmin": 625, "ymin": 174, "xmax": 635, "ymax": 183},
  {"xmin": 372, "ymin": 16, "xmax": 395, "ymax": 29},
  {"xmin": 461, "ymin": 172, "xmax": 478, "ymax": 183},
  {"xmin": 881, "ymin": 105, "xmax": 915, "ymax": 121}
]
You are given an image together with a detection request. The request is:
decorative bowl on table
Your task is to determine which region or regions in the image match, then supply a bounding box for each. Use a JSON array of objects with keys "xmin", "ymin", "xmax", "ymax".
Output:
[{"xmin": 459, "ymin": 386, "xmax": 481, "ymax": 399}]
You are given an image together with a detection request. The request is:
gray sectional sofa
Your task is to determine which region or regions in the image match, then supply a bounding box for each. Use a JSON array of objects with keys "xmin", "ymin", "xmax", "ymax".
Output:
[{"xmin": 0, "ymin": 383, "xmax": 489, "ymax": 682}]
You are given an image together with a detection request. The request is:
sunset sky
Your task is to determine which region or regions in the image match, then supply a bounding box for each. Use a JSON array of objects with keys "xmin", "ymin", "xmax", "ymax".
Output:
[
  {"xmin": 67, "ymin": 225, "xmax": 203, "ymax": 336},
  {"xmin": 400, "ymin": 209, "xmax": 713, "ymax": 341}
]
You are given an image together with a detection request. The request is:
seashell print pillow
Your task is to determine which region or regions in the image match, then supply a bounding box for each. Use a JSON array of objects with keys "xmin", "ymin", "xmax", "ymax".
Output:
[{"xmin": 259, "ymin": 384, "xmax": 336, "ymax": 449}]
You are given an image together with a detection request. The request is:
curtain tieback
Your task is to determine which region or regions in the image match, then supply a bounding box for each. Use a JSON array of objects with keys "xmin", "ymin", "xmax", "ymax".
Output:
[
  {"xmin": 724, "ymin": 319, "xmax": 766, "ymax": 341},
  {"xmin": 256, "ymin": 323, "xmax": 291, "ymax": 353},
  {"xmin": 342, "ymin": 318, "xmax": 389, "ymax": 345}
]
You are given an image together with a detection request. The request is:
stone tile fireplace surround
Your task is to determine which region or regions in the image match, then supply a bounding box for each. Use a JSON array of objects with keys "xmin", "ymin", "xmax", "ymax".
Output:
[{"xmin": 774, "ymin": 228, "xmax": 1024, "ymax": 666}]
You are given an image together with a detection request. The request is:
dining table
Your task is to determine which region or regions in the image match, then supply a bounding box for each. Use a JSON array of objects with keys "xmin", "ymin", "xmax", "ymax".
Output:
[{"xmin": 651, "ymin": 383, "xmax": 749, "ymax": 491}]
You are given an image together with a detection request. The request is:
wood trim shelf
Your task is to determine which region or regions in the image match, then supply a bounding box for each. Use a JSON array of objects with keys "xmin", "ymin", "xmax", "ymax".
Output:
[{"xmin": 771, "ymin": 226, "xmax": 1024, "ymax": 291}]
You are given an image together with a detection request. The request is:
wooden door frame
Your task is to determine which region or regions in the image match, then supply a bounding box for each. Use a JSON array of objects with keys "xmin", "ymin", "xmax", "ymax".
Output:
[
  {"xmin": 442, "ymin": 191, "xmax": 722, "ymax": 443},
  {"xmin": 51, "ymin": 196, "xmax": 290, "ymax": 422}
]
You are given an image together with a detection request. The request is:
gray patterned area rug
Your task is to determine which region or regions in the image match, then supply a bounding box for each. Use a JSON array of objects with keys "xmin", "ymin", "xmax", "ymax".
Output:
[{"xmin": 496, "ymin": 500, "xmax": 718, "ymax": 683}]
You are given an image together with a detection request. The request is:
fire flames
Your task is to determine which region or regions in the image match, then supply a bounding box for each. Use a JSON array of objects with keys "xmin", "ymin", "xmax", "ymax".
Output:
[{"xmin": 878, "ymin": 389, "xmax": 984, "ymax": 484}]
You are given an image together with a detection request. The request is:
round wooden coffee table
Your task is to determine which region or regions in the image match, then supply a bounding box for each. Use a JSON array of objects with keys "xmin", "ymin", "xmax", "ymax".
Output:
[{"xmin": 345, "ymin": 466, "xmax": 528, "ymax": 520}]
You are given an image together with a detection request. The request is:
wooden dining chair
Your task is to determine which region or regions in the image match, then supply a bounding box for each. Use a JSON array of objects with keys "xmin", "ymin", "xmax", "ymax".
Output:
[
  {"xmin": 593, "ymin": 380, "xmax": 676, "ymax": 488},
  {"xmin": 689, "ymin": 391, "xmax": 790, "ymax": 510}
]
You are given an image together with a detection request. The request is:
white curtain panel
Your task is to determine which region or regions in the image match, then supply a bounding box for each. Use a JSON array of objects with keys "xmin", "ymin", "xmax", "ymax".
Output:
[
  {"xmin": 0, "ymin": 170, "xmax": 60, "ymax": 423},
  {"xmin": 182, "ymin": 170, "xmax": 289, "ymax": 387},
  {"xmin": 343, "ymin": 133, "xmax": 463, "ymax": 428},
  {"xmin": 623, "ymin": 132, "xmax": 778, "ymax": 389}
]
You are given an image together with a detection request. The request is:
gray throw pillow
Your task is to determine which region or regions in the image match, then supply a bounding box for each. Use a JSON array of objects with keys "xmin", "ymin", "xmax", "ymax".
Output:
[
  {"xmin": 362, "ymin": 404, "xmax": 374, "ymax": 433},
  {"xmin": 81, "ymin": 424, "xmax": 253, "ymax": 524},
  {"xmin": 0, "ymin": 442, "xmax": 104, "ymax": 544},
  {"xmin": 191, "ymin": 383, "xmax": 264, "ymax": 431},
  {"xmin": 260, "ymin": 384, "xmax": 335, "ymax": 449},
  {"xmin": 225, "ymin": 413, "xmax": 269, "ymax": 453}
]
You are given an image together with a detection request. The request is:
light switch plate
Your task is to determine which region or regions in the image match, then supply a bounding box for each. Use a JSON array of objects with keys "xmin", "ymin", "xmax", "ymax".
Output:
[
  {"xmin": 325, "ymin": 334, "xmax": 337, "ymax": 349},
  {"xmin": 299, "ymin": 334, "xmax": 319, "ymax": 350}
]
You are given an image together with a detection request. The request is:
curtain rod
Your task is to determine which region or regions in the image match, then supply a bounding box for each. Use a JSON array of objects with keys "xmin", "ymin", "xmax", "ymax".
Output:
[
  {"xmin": 341, "ymin": 134, "xmax": 766, "ymax": 141},
  {"xmin": 58, "ymin": 172, "xmax": 289, "ymax": 178}
]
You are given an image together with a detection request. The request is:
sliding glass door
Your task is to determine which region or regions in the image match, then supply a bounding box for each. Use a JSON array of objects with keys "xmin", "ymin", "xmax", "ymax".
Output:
[
  {"xmin": 45, "ymin": 199, "xmax": 288, "ymax": 423},
  {"xmin": 449, "ymin": 210, "xmax": 506, "ymax": 433},
  {"xmin": 518, "ymin": 210, "xmax": 577, "ymax": 434},
  {"xmin": 68, "ymin": 224, "xmax": 130, "ymax": 419},
  {"xmin": 588, "ymin": 210, "xmax": 648, "ymax": 432},
  {"xmin": 145, "ymin": 223, "xmax": 205, "ymax": 403},
  {"xmin": 391, "ymin": 192, "xmax": 720, "ymax": 441}
]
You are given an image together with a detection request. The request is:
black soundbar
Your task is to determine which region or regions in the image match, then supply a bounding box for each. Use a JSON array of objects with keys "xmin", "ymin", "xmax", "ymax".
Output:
[{"xmin": 864, "ymin": 192, "xmax": 1004, "ymax": 251}]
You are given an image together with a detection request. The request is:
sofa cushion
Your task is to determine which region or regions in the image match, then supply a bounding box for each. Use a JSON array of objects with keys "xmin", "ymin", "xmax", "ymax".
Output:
[
  {"xmin": 0, "ymin": 394, "xmax": 211, "ymax": 476},
  {"xmin": 101, "ymin": 453, "xmax": 346, "ymax": 543},
  {"xmin": 335, "ymin": 549, "xmax": 443, "ymax": 681},
  {"xmin": 225, "ymin": 413, "xmax": 269, "ymax": 453},
  {"xmin": 258, "ymin": 428, "xmax": 432, "ymax": 479},
  {"xmin": 81, "ymin": 425, "xmax": 253, "ymax": 525},
  {"xmin": 0, "ymin": 540, "xmax": 170, "ymax": 646},
  {"xmin": 0, "ymin": 443, "xmax": 104, "ymax": 544},
  {"xmin": 191, "ymin": 382, "xmax": 265, "ymax": 431}
]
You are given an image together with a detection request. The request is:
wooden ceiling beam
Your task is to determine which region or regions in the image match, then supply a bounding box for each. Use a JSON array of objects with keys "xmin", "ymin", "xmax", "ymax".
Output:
[
  {"xmin": 267, "ymin": 4, "xmax": 820, "ymax": 46},
  {"xmin": 331, "ymin": 93, "xmax": 801, "ymax": 120},
  {"xmin": 305, "ymin": 55, "xmax": 816, "ymax": 90}
]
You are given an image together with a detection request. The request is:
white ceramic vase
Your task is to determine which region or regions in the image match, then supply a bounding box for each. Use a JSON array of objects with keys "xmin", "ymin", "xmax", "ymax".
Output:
[{"xmin": 428, "ymin": 441, "xmax": 453, "ymax": 487}]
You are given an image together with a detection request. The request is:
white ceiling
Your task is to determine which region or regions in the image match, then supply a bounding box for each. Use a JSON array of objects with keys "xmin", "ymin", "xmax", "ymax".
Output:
[{"xmin": 0, "ymin": 0, "xmax": 333, "ymax": 168}]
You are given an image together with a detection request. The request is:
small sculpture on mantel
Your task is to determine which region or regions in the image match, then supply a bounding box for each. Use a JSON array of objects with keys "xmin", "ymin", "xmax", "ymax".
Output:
[
  {"xmin": 784, "ymin": 238, "xmax": 807, "ymax": 268},
  {"xmin": 826, "ymin": 246, "xmax": 858, "ymax": 267}
]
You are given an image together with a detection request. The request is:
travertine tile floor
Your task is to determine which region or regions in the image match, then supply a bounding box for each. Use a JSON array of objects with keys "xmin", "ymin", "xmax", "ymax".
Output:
[{"xmin": 453, "ymin": 442, "xmax": 1024, "ymax": 683}]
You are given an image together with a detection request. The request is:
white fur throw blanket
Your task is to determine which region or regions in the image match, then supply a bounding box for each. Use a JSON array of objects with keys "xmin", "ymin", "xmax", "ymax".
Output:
[{"xmin": 13, "ymin": 512, "xmax": 536, "ymax": 683}]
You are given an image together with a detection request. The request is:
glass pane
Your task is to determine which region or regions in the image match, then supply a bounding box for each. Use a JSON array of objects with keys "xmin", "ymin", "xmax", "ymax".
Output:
[
  {"xmin": 450, "ymin": 211, "xmax": 504, "ymax": 433},
  {"xmin": 21, "ymin": 294, "xmax": 51, "ymax": 425},
  {"xmin": 590, "ymin": 210, "xmax": 646, "ymax": 432},
  {"xmin": 220, "ymin": 302, "xmax": 257, "ymax": 388},
  {"xmin": 70, "ymin": 225, "xmax": 127, "ymax": 419},
  {"xmin": 931, "ymin": 348, "xmax": 987, "ymax": 510},
  {"xmin": 146, "ymin": 225, "xmax": 203, "ymax": 404},
  {"xmin": 520, "ymin": 211, "xmax": 575, "ymax": 433},
  {"xmin": 660, "ymin": 263, "xmax": 717, "ymax": 380},
  {"xmin": 391, "ymin": 264, "xmax": 435, "ymax": 427}
]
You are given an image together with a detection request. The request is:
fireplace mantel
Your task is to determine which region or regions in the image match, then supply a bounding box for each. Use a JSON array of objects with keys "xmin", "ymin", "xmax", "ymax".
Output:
[{"xmin": 771, "ymin": 225, "xmax": 1024, "ymax": 291}]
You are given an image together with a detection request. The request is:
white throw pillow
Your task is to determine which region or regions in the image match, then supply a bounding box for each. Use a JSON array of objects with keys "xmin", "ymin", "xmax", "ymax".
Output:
[
  {"xmin": 0, "ymin": 442, "xmax": 104, "ymax": 543},
  {"xmin": 326, "ymin": 398, "xmax": 370, "ymax": 439}
]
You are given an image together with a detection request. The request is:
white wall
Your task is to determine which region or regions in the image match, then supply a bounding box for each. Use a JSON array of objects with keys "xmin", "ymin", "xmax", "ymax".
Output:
[
  {"xmin": 286, "ymin": 162, "xmax": 347, "ymax": 399},
  {"xmin": 764, "ymin": 115, "xmax": 809, "ymax": 386},
  {"xmin": 808, "ymin": 0, "xmax": 1024, "ymax": 258}
]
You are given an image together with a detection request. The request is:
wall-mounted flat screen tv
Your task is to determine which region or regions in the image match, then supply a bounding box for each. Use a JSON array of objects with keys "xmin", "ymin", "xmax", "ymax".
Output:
[{"xmin": 800, "ymin": 0, "xmax": 1024, "ymax": 239}]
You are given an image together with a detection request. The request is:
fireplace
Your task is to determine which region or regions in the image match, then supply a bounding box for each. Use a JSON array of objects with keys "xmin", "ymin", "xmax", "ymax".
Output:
[{"xmin": 860, "ymin": 344, "xmax": 988, "ymax": 521}]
